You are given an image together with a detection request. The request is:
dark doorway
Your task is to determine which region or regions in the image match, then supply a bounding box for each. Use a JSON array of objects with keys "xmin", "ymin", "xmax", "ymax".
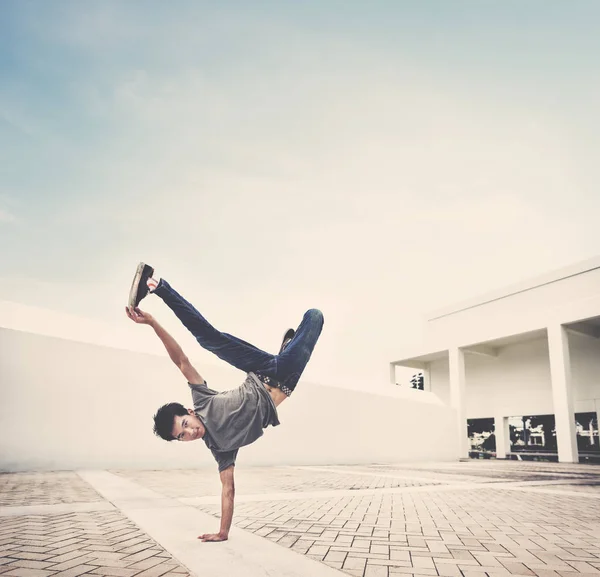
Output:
[
  {"xmin": 467, "ymin": 417, "xmax": 495, "ymax": 458},
  {"xmin": 576, "ymin": 412, "xmax": 600, "ymax": 458}
]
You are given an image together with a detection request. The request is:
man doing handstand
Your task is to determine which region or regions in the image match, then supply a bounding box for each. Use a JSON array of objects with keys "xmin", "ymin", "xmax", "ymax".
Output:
[{"xmin": 125, "ymin": 262, "xmax": 324, "ymax": 542}]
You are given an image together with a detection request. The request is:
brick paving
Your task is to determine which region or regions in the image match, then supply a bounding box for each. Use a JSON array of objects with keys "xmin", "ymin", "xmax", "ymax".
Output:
[
  {"xmin": 535, "ymin": 481, "xmax": 600, "ymax": 493},
  {"xmin": 112, "ymin": 467, "xmax": 442, "ymax": 499},
  {"xmin": 0, "ymin": 476, "xmax": 192, "ymax": 577},
  {"xmin": 0, "ymin": 473, "xmax": 103, "ymax": 507},
  {"xmin": 0, "ymin": 509, "xmax": 192, "ymax": 577},
  {"xmin": 1, "ymin": 462, "xmax": 599, "ymax": 577},
  {"xmin": 153, "ymin": 461, "xmax": 598, "ymax": 577},
  {"xmin": 328, "ymin": 463, "xmax": 600, "ymax": 484},
  {"xmin": 195, "ymin": 484, "xmax": 600, "ymax": 575}
]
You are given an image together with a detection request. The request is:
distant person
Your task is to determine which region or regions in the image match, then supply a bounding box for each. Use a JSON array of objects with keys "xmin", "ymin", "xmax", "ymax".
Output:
[{"xmin": 125, "ymin": 263, "xmax": 324, "ymax": 542}]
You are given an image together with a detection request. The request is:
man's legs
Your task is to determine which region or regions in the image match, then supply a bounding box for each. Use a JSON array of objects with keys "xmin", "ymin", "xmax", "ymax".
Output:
[
  {"xmin": 152, "ymin": 279, "xmax": 278, "ymax": 375},
  {"xmin": 269, "ymin": 309, "xmax": 324, "ymax": 396},
  {"xmin": 150, "ymin": 278, "xmax": 324, "ymax": 393}
]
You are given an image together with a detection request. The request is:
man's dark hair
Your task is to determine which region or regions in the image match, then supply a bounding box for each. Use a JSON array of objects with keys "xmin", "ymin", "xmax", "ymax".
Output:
[{"xmin": 153, "ymin": 402, "xmax": 188, "ymax": 441}]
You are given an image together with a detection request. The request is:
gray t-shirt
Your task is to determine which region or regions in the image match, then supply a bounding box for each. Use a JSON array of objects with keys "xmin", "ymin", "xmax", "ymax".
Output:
[{"xmin": 189, "ymin": 372, "xmax": 280, "ymax": 472}]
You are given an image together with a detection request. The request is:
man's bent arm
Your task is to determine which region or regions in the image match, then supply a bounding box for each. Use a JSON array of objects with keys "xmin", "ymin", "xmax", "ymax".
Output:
[
  {"xmin": 150, "ymin": 319, "xmax": 187, "ymax": 366},
  {"xmin": 151, "ymin": 320, "xmax": 205, "ymax": 384},
  {"xmin": 126, "ymin": 308, "xmax": 204, "ymax": 384},
  {"xmin": 199, "ymin": 466, "xmax": 235, "ymax": 542}
]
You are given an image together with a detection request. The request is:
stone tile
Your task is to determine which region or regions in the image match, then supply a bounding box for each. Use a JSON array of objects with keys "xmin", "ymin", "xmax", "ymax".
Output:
[
  {"xmin": 6, "ymin": 561, "xmax": 54, "ymax": 570},
  {"xmin": 365, "ymin": 565, "xmax": 389, "ymax": 577},
  {"xmin": 49, "ymin": 556, "xmax": 97, "ymax": 572},
  {"xmin": 0, "ymin": 509, "xmax": 190, "ymax": 577},
  {"xmin": 4, "ymin": 555, "xmax": 51, "ymax": 563},
  {"xmin": 53, "ymin": 564, "xmax": 97, "ymax": 577},
  {"xmin": 85, "ymin": 568, "xmax": 136, "ymax": 577},
  {"xmin": 325, "ymin": 550, "xmax": 347, "ymax": 563},
  {"xmin": 2, "ymin": 570, "xmax": 56, "ymax": 577}
]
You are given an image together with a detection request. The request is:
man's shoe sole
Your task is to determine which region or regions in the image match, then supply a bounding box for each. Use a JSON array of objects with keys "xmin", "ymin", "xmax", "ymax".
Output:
[
  {"xmin": 279, "ymin": 328, "xmax": 295, "ymax": 354},
  {"xmin": 128, "ymin": 262, "xmax": 154, "ymax": 308}
]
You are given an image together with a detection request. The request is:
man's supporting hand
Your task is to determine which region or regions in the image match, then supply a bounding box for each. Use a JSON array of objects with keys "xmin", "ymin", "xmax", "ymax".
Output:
[
  {"xmin": 198, "ymin": 466, "xmax": 235, "ymax": 543},
  {"xmin": 197, "ymin": 532, "xmax": 228, "ymax": 542}
]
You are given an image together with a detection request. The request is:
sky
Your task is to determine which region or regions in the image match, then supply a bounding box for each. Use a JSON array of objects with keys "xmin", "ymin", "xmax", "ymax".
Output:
[{"xmin": 1, "ymin": 0, "xmax": 599, "ymax": 390}]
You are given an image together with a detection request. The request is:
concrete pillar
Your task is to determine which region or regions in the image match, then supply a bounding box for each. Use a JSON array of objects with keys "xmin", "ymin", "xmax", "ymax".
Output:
[
  {"xmin": 494, "ymin": 415, "xmax": 510, "ymax": 459},
  {"xmin": 449, "ymin": 347, "xmax": 469, "ymax": 459},
  {"xmin": 595, "ymin": 399, "xmax": 600, "ymax": 448},
  {"xmin": 389, "ymin": 363, "xmax": 396, "ymax": 385},
  {"xmin": 422, "ymin": 363, "xmax": 431, "ymax": 392},
  {"xmin": 547, "ymin": 324, "xmax": 578, "ymax": 463}
]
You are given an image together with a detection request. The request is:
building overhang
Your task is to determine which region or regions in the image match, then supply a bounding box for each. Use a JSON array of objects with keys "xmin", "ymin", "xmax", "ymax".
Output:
[
  {"xmin": 391, "ymin": 349, "xmax": 449, "ymax": 370},
  {"xmin": 390, "ymin": 327, "xmax": 551, "ymax": 369},
  {"xmin": 390, "ymin": 317, "xmax": 600, "ymax": 372},
  {"xmin": 565, "ymin": 316, "xmax": 600, "ymax": 339}
]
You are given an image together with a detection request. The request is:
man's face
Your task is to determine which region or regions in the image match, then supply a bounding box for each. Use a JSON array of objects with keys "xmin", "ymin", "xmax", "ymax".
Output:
[{"xmin": 171, "ymin": 409, "xmax": 203, "ymax": 442}]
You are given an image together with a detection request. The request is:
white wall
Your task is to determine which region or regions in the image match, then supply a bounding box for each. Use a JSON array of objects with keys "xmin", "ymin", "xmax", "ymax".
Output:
[
  {"xmin": 570, "ymin": 332, "xmax": 600, "ymax": 408},
  {"xmin": 428, "ymin": 335, "xmax": 600, "ymax": 419},
  {"xmin": 424, "ymin": 265, "xmax": 600, "ymax": 350},
  {"xmin": 0, "ymin": 328, "xmax": 457, "ymax": 472},
  {"xmin": 429, "ymin": 358, "xmax": 451, "ymax": 405}
]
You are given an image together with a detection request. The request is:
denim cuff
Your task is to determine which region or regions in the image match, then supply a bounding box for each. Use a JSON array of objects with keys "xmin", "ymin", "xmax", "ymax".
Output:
[{"xmin": 152, "ymin": 278, "xmax": 170, "ymax": 299}]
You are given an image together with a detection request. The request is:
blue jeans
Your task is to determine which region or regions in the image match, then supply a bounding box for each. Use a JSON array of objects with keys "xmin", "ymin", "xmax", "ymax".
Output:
[{"xmin": 153, "ymin": 279, "xmax": 324, "ymax": 395}]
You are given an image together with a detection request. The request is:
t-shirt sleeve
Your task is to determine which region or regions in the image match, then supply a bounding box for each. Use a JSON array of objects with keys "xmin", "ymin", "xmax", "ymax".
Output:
[
  {"xmin": 188, "ymin": 382, "xmax": 218, "ymax": 409},
  {"xmin": 188, "ymin": 382, "xmax": 218, "ymax": 394},
  {"xmin": 211, "ymin": 448, "xmax": 238, "ymax": 473}
]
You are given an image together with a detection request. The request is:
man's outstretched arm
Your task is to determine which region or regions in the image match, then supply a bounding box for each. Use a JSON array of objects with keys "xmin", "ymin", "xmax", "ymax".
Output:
[
  {"xmin": 199, "ymin": 466, "xmax": 235, "ymax": 542},
  {"xmin": 125, "ymin": 307, "xmax": 205, "ymax": 384}
]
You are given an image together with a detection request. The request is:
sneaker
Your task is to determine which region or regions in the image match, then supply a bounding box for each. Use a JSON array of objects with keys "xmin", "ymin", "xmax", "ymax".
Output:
[
  {"xmin": 127, "ymin": 262, "xmax": 155, "ymax": 308},
  {"xmin": 279, "ymin": 328, "xmax": 295, "ymax": 354}
]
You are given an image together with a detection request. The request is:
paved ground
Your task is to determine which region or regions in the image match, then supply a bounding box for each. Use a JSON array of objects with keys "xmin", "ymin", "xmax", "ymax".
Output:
[
  {"xmin": 1, "ymin": 461, "xmax": 599, "ymax": 577},
  {"xmin": 0, "ymin": 473, "xmax": 103, "ymax": 507},
  {"xmin": 0, "ymin": 472, "xmax": 189, "ymax": 577}
]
